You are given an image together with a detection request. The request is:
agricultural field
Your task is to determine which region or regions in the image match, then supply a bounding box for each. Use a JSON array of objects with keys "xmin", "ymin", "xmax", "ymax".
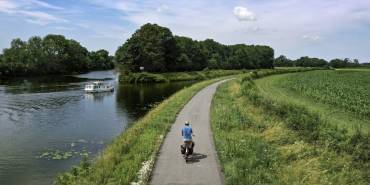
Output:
[
  {"xmin": 276, "ymin": 70, "xmax": 370, "ymax": 119},
  {"xmin": 255, "ymin": 70, "xmax": 370, "ymax": 134},
  {"xmin": 211, "ymin": 70, "xmax": 369, "ymax": 185}
]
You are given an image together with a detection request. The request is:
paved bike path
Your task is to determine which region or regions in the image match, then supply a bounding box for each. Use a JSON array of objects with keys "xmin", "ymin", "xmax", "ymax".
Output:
[{"xmin": 151, "ymin": 80, "xmax": 228, "ymax": 185}]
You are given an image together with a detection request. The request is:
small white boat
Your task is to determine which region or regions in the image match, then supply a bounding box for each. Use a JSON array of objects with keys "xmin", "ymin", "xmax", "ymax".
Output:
[{"xmin": 84, "ymin": 81, "xmax": 114, "ymax": 93}]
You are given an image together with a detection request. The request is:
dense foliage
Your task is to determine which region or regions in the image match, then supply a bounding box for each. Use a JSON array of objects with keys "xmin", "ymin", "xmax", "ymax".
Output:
[
  {"xmin": 88, "ymin": 50, "xmax": 115, "ymax": 70},
  {"xmin": 175, "ymin": 36, "xmax": 207, "ymax": 71},
  {"xmin": 277, "ymin": 70, "xmax": 370, "ymax": 118},
  {"xmin": 0, "ymin": 35, "xmax": 114, "ymax": 76},
  {"xmin": 115, "ymin": 23, "xmax": 274, "ymax": 72},
  {"xmin": 115, "ymin": 24, "xmax": 178, "ymax": 72},
  {"xmin": 329, "ymin": 58, "xmax": 360, "ymax": 68},
  {"xmin": 294, "ymin": 56, "xmax": 328, "ymax": 67},
  {"xmin": 119, "ymin": 69, "xmax": 246, "ymax": 83},
  {"xmin": 273, "ymin": 55, "xmax": 294, "ymax": 67},
  {"xmin": 274, "ymin": 55, "xmax": 363, "ymax": 68},
  {"xmin": 274, "ymin": 55, "xmax": 328, "ymax": 67}
]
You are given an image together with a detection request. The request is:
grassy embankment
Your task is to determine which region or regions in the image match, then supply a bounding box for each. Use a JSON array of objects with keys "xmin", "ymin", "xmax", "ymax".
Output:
[
  {"xmin": 211, "ymin": 69, "xmax": 369, "ymax": 185},
  {"xmin": 119, "ymin": 69, "xmax": 247, "ymax": 83},
  {"xmin": 54, "ymin": 75, "xmax": 239, "ymax": 185},
  {"xmin": 257, "ymin": 70, "xmax": 370, "ymax": 133}
]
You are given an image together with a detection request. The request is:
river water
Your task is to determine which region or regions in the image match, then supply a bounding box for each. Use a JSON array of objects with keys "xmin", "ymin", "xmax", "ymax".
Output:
[{"xmin": 0, "ymin": 70, "xmax": 194, "ymax": 185}]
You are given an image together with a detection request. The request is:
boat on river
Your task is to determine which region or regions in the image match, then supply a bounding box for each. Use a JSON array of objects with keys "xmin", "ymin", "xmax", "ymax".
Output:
[{"xmin": 84, "ymin": 81, "xmax": 114, "ymax": 93}]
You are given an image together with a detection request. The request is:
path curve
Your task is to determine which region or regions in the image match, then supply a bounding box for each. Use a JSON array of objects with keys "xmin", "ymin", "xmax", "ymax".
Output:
[{"xmin": 151, "ymin": 79, "xmax": 229, "ymax": 185}]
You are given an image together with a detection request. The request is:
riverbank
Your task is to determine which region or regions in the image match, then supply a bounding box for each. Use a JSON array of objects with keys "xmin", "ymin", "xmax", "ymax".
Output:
[
  {"xmin": 119, "ymin": 69, "xmax": 247, "ymax": 83},
  {"xmin": 211, "ymin": 70, "xmax": 369, "ymax": 184},
  {"xmin": 54, "ymin": 75, "xmax": 237, "ymax": 185}
]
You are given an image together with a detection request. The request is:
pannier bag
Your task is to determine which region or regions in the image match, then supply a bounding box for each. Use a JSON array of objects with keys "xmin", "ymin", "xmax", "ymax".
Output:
[
  {"xmin": 188, "ymin": 147, "xmax": 193, "ymax": 155},
  {"xmin": 180, "ymin": 145, "xmax": 185, "ymax": 154}
]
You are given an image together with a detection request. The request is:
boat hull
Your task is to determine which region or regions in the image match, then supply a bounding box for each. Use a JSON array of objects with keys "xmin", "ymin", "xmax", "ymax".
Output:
[{"xmin": 84, "ymin": 87, "xmax": 114, "ymax": 93}]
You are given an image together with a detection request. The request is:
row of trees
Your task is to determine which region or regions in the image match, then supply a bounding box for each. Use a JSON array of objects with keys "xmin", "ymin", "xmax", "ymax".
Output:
[
  {"xmin": 329, "ymin": 58, "xmax": 360, "ymax": 68},
  {"xmin": 115, "ymin": 23, "xmax": 274, "ymax": 72},
  {"xmin": 2, "ymin": 23, "xmax": 364, "ymax": 76},
  {"xmin": 0, "ymin": 35, "xmax": 114, "ymax": 76},
  {"xmin": 274, "ymin": 55, "xmax": 362, "ymax": 68}
]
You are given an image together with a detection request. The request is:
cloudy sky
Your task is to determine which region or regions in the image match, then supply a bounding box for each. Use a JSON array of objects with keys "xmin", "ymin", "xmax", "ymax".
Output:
[{"xmin": 0, "ymin": 0, "xmax": 369, "ymax": 62}]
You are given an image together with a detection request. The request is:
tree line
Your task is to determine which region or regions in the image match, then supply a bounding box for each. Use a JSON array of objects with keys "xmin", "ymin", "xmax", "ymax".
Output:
[
  {"xmin": 1, "ymin": 23, "xmax": 364, "ymax": 76},
  {"xmin": 0, "ymin": 35, "xmax": 114, "ymax": 76},
  {"xmin": 274, "ymin": 55, "xmax": 362, "ymax": 68},
  {"xmin": 115, "ymin": 23, "xmax": 274, "ymax": 72}
]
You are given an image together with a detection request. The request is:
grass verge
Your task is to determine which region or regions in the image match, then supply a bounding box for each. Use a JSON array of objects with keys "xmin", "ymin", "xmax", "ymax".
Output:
[
  {"xmin": 211, "ymin": 71, "xmax": 369, "ymax": 185},
  {"xmin": 119, "ymin": 69, "xmax": 247, "ymax": 83},
  {"xmin": 54, "ymin": 76, "xmax": 231, "ymax": 185}
]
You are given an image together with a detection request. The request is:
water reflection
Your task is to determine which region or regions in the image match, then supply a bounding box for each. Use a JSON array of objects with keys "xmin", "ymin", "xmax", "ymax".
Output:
[
  {"xmin": 85, "ymin": 92, "xmax": 114, "ymax": 102},
  {"xmin": 116, "ymin": 82, "xmax": 194, "ymax": 118},
  {"xmin": 0, "ymin": 76, "xmax": 88, "ymax": 94}
]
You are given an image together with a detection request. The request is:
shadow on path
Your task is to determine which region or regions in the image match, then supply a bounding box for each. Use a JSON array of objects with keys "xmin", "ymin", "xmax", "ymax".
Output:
[{"xmin": 185, "ymin": 153, "xmax": 207, "ymax": 164}]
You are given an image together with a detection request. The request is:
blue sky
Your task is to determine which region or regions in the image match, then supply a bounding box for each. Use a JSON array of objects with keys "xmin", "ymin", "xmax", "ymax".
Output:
[{"xmin": 0, "ymin": 0, "xmax": 369, "ymax": 62}]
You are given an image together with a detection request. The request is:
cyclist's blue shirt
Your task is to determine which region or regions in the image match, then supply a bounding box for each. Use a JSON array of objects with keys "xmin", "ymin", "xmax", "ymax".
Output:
[{"xmin": 182, "ymin": 126, "xmax": 193, "ymax": 140}]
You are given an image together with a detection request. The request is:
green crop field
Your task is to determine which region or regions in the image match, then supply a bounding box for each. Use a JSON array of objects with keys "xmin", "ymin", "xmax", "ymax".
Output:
[
  {"xmin": 276, "ymin": 70, "xmax": 370, "ymax": 118},
  {"xmin": 211, "ymin": 69, "xmax": 369, "ymax": 185}
]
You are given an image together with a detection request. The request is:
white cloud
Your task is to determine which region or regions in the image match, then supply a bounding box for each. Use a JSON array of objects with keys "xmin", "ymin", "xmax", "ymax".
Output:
[
  {"xmin": 302, "ymin": 35, "xmax": 321, "ymax": 41},
  {"xmin": 157, "ymin": 4, "xmax": 169, "ymax": 13},
  {"xmin": 19, "ymin": 10, "xmax": 66, "ymax": 25},
  {"xmin": 19, "ymin": 10, "xmax": 56, "ymax": 20},
  {"xmin": 0, "ymin": 1, "xmax": 18, "ymax": 13},
  {"xmin": 91, "ymin": 0, "xmax": 150, "ymax": 12},
  {"xmin": 26, "ymin": 0, "xmax": 64, "ymax": 10},
  {"xmin": 233, "ymin": 6, "xmax": 256, "ymax": 21},
  {"xmin": 91, "ymin": 25, "xmax": 128, "ymax": 39},
  {"xmin": 252, "ymin": 26, "xmax": 260, "ymax": 32},
  {"xmin": 0, "ymin": 0, "xmax": 66, "ymax": 25},
  {"xmin": 54, "ymin": 26, "xmax": 74, "ymax": 31},
  {"xmin": 75, "ymin": 23, "xmax": 90, "ymax": 29}
]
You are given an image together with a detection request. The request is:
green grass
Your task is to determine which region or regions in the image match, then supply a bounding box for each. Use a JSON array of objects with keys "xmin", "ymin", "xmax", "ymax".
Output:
[
  {"xmin": 212, "ymin": 80, "xmax": 282, "ymax": 185},
  {"xmin": 274, "ymin": 70, "xmax": 370, "ymax": 119},
  {"xmin": 54, "ymin": 76, "xmax": 232, "ymax": 185},
  {"xmin": 119, "ymin": 69, "xmax": 247, "ymax": 83},
  {"xmin": 335, "ymin": 67, "xmax": 370, "ymax": 71},
  {"xmin": 211, "ymin": 71, "xmax": 369, "ymax": 185}
]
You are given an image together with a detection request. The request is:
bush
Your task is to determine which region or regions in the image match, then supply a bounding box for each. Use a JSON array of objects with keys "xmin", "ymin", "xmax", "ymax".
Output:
[{"xmin": 119, "ymin": 70, "xmax": 245, "ymax": 83}]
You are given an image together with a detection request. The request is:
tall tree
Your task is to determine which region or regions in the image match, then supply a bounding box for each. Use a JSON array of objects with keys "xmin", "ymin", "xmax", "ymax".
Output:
[
  {"xmin": 175, "ymin": 36, "xmax": 206, "ymax": 71},
  {"xmin": 116, "ymin": 23, "xmax": 178, "ymax": 72},
  {"xmin": 274, "ymin": 55, "xmax": 294, "ymax": 67},
  {"xmin": 89, "ymin": 49, "xmax": 114, "ymax": 70}
]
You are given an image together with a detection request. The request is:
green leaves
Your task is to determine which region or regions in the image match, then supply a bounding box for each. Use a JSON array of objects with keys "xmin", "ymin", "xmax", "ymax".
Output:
[
  {"xmin": 0, "ymin": 35, "xmax": 113, "ymax": 76},
  {"xmin": 115, "ymin": 23, "xmax": 274, "ymax": 72},
  {"xmin": 88, "ymin": 49, "xmax": 114, "ymax": 70},
  {"xmin": 274, "ymin": 55, "xmax": 328, "ymax": 67},
  {"xmin": 115, "ymin": 23, "xmax": 178, "ymax": 72}
]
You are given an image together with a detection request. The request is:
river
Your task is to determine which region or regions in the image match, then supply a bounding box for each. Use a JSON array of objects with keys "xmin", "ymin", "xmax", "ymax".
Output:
[{"xmin": 0, "ymin": 70, "xmax": 195, "ymax": 185}]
